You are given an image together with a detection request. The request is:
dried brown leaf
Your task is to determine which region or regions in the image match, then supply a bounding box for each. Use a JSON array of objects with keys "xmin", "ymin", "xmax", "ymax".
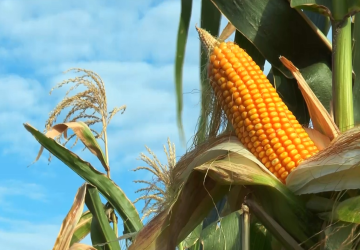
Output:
[
  {"xmin": 218, "ymin": 21, "xmax": 236, "ymax": 41},
  {"xmin": 303, "ymin": 127, "xmax": 331, "ymax": 150},
  {"xmin": 36, "ymin": 121, "xmax": 109, "ymax": 173},
  {"xmin": 279, "ymin": 56, "xmax": 340, "ymax": 140},
  {"xmin": 53, "ymin": 184, "xmax": 87, "ymax": 250},
  {"xmin": 68, "ymin": 243, "xmax": 96, "ymax": 250}
]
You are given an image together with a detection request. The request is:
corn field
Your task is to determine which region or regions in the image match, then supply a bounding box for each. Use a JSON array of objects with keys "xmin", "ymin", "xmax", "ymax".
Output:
[{"xmin": 25, "ymin": 0, "xmax": 360, "ymax": 249}]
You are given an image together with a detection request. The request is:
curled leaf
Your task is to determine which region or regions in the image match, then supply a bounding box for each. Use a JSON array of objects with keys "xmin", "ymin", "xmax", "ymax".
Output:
[
  {"xmin": 35, "ymin": 121, "xmax": 109, "ymax": 173},
  {"xmin": 287, "ymin": 126, "xmax": 360, "ymax": 194},
  {"xmin": 279, "ymin": 56, "xmax": 340, "ymax": 140}
]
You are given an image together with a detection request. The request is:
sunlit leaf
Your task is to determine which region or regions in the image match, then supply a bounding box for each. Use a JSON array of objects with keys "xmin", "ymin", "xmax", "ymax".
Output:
[
  {"xmin": 70, "ymin": 211, "xmax": 92, "ymax": 246},
  {"xmin": 53, "ymin": 184, "xmax": 87, "ymax": 250},
  {"xmin": 35, "ymin": 122, "xmax": 108, "ymax": 173},
  {"xmin": 68, "ymin": 243, "xmax": 97, "ymax": 250},
  {"xmin": 24, "ymin": 123, "xmax": 143, "ymax": 233},
  {"xmin": 85, "ymin": 186, "xmax": 120, "ymax": 250}
]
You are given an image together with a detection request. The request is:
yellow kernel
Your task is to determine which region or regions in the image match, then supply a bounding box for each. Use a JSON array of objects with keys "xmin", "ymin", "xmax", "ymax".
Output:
[
  {"xmin": 262, "ymin": 139, "xmax": 270, "ymax": 146},
  {"xmin": 279, "ymin": 152, "xmax": 288, "ymax": 159},
  {"xmin": 270, "ymin": 138, "xmax": 279, "ymax": 144},
  {"xmin": 258, "ymin": 151, "xmax": 265, "ymax": 158},
  {"xmin": 274, "ymin": 164, "xmax": 282, "ymax": 171},
  {"xmin": 271, "ymin": 158, "xmax": 280, "ymax": 166},
  {"xmin": 276, "ymin": 147, "xmax": 285, "ymax": 154},
  {"xmin": 284, "ymin": 140, "xmax": 292, "ymax": 146},
  {"xmin": 266, "ymin": 148, "xmax": 274, "ymax": 156},
  {"xmin": 293, "ymin": 154, "xmax": 302, "ymax": 161},
  {"xmin": 283, "ymin": 157, "xmax": 291, "ymax": 164},
  {"xmin": 269, "ymin": 153, "xmax": 277, "ymax": 161},
  {"xmin": 280, "ymin": 171, "xmax": 288, "ymax": 179},
  {"xmin": 286, "ymin": 161, "xmax": 295, "ymax": 170},
  {"xmin": 287, "ymin": 145, "xmax": 296, "ymax": 151},
  {"xmin": 289, "ymin": 149, "xmax": 298, "ymax": 156},
  {"xmin": 278, "ymin": 167, "xmax": 286, "ymax": 175}
]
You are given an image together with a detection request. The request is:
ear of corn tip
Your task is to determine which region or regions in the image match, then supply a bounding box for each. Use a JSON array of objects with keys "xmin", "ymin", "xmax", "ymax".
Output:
[{"xmin": 199, "ymin": 29, "xmax": 319, "ymax": 183}]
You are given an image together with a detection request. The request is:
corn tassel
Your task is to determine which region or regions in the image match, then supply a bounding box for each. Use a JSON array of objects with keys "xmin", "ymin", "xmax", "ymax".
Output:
[{"xmin": 197, "ymin": 27, "xmax": 318, "ymax": 182}]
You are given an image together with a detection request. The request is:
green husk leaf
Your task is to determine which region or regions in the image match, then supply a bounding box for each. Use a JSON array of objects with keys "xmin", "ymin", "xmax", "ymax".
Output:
[
  {"xmin": 287, "ymin": 126, "xmax": 360, "ymax": 195},
  {"xmin": 175, "ymin": 0, "xmax": 192, "ymax": 144},
  {"xmin": 129, "ymin": 137, "xmax": 316, "ymax": 249},
  {"xmin": 24, "ymin": 123, "xmax": 143, "ymax": 233},
  {"xmin": 85, "ymin": 186, "xmax": 120, "ymax": 250}
]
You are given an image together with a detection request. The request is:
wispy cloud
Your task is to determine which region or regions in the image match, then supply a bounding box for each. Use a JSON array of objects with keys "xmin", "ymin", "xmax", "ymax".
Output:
[{"xmin": 0, "ymin": 180, "xmax": 47, "ymax": 203}]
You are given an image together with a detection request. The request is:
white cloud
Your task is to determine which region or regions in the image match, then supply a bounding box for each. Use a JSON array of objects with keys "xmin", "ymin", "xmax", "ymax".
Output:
[
  {"xmin": 0, "ymin": 216, "xmax": 93, "ymax": 250},
  {"xmin": 0, "ymin": 180, "xmax": 47, "ymax": 203},
  {"xmin": 0, "ymin": 0, "xmax": 202, "ymax": 66},
  {"xmin": 0, "ymin": 74, "xmax": 50, "ymax": 156}
]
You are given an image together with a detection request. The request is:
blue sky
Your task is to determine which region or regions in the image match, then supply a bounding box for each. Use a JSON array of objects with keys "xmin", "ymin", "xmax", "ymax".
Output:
[{"xmin": 0, "ymin": 0, "xmax": 332, "ymax": 249}]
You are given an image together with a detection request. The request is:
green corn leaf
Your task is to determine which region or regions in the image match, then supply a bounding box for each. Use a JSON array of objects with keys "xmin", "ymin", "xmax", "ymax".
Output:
[
  {"xmin": 200, "ymin": 211, "xmax": 242, "ymax": 249},
  {"xmin": 85, "ymin": 186, "xmax": 121, "ymax": 250},
  {"xmin": 175, "ymin": 0, "xmax": 192, "ymax": 144},
  {"xmin": 182, "ymin": 222, "xmax": 203, "ymax": 249},
  {"xmin": 24, "ymin": 123, "xmax": 143, "ymax": 233}
]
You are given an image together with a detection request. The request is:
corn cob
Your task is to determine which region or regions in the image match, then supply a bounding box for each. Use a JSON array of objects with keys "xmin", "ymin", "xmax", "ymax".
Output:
[{"xmin": 197, "ymin": 27, "xmax": 318, "ymax": 183}]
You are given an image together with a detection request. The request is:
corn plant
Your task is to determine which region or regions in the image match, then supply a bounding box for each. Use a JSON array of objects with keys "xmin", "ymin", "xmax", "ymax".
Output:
[
  {"xmin": 25, "ymin": 68, "xmax": 180, "ymax": 250},
  {"xmin": 24, "ymin": 1, "xmax": 360, "ymax": 250}
]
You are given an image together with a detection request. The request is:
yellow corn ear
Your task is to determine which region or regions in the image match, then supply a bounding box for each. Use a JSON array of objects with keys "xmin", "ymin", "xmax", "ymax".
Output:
[{"xmin": 205, "ymin": 38, "xmax": 318, "ymax": 182}]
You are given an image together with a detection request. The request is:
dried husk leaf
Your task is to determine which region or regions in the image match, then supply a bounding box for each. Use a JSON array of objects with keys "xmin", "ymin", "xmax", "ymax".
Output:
[
  {"xmin": 68, "ymin": 243, "xmax": 96, "ymax": 250},
  {"xmin": 35, "ymin": 121, "xmax": 108, "ymax": 173},
  {"xmin": 279, "ymin": 56, "xmax": 340, "ymax": 140},
  {"xmin": 287, "ymin": 125, "xmax": 360, "ymax": 194},
  {"xmin": 130, "ymin": 138, "xmax": 285, "ymax": 250},
  {"xmin": 218, "ymin": 21, "xmax": 236, "ymax": 41},
  {"xmin": 53, "ymin": 184, "xmax": 87, "ymax": 250},
  {"xmin": 303, "ymin": 127, "xmax": 331, "ymax": 150}
]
